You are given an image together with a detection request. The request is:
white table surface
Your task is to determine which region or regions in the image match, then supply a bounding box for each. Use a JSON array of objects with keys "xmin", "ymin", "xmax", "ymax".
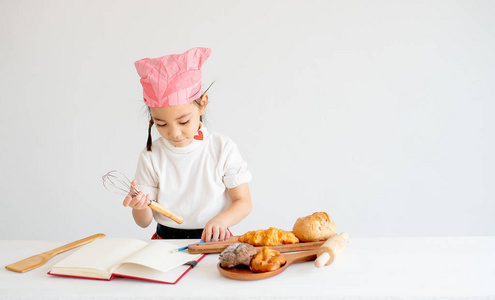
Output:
[{"xmin": 1, "ymin": 236, "xmax": 494, "ymax": 300}]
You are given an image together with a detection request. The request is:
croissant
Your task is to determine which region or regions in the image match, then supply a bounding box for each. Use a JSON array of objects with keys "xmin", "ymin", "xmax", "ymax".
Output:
[{"xmin": 238, "ymin": 227, "xmax": 299, "ymax": 246}]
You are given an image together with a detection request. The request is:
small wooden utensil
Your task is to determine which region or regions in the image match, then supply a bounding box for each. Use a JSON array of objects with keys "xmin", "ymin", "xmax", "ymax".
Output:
[
  {"xmin": 5, "ymin": 233, "xmax": 105, "ymax": 273},
  {"xmin": 217, "ymin": 249, "xmax": 318, "ymax": 280}
]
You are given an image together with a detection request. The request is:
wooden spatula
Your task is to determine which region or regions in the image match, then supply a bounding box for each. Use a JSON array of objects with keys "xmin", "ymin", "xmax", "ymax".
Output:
[{"xmin": 5, "ymin": 233, "xmax": 105, "ymax": 273}]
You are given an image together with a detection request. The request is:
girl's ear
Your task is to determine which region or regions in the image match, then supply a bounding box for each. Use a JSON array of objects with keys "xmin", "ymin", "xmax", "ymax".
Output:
[{"xmin": 200, "ymin": 93, "xmax": 209, "ymax": 115}]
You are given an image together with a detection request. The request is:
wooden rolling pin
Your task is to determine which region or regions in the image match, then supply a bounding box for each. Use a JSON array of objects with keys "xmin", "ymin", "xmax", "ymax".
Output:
[{"xmin": 314, "ymin": 232, "xmax": 348, "ymax": 267}]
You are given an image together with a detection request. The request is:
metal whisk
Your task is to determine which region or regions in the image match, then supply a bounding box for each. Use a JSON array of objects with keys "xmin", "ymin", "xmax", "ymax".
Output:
[
  {"xmin": 102, "ymin": 171, "xmax": 139, "ymax": 197},
  {"xmin": 102, "ymin": 170, "xmax": 184, "ymax": 224}
]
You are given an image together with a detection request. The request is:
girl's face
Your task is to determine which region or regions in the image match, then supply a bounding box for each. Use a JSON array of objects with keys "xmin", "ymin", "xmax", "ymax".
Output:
[{"xmin": 150, "ymin": 96, "xmax": 207, "ymax": 148}]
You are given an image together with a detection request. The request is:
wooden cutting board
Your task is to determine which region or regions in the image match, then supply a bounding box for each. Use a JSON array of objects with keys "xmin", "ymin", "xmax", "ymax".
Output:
[
  {"xmin": 188, "ymin": 236, "xmax": 325, "ymax": 254},
  {"xmin": 217, "ymin": 249, "xmax": 318, "ymax": 280}
]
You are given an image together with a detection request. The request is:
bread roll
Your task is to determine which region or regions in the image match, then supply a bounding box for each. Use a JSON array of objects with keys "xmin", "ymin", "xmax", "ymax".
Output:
[
  {"xmin": 219, "ymin": 243, "xmax": 257, "ymax": 268},
  {"xmin": 292, "ymin": 212, "xmax": 336, "ymax": 242}
]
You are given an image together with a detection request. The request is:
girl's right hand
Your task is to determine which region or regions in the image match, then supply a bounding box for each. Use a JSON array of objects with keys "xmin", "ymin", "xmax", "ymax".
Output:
[{"xmin": 123, "ymin": 179, "xmax": 150, "ymax": 210}]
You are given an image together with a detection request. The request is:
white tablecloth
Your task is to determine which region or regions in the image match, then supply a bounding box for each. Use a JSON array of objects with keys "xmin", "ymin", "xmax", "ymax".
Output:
[{"xmin": 1, "ymin": 236, "xmax": 494, "ymax": 299}]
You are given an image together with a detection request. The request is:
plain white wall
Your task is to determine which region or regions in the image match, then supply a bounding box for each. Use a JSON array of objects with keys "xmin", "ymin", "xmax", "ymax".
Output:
[{"xmin": 1, "ymin": 0, "xmax": 493, "ymax": 240}]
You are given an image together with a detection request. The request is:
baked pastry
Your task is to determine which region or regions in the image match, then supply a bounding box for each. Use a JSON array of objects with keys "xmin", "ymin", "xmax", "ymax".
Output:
[
  {"xmin": 249, "ymin": 247, "xmax": 286, "ymax": 273},
  {"xmin": 292, "ymin": 212, "xmax": 336, "ymax": 242},
  {"xmin": 219, "ymin": 243, "xmax": 257, "ymax": 268},
  {"xmin": 238, "ymin": 227, "xmax": 299, "ymax": 246}
]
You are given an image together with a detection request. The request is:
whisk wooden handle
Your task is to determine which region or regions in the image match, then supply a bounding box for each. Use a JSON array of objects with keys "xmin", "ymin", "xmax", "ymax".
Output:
[{"xmin": 149, "ymin": 201, "xmax": 184, "ymax": 224}]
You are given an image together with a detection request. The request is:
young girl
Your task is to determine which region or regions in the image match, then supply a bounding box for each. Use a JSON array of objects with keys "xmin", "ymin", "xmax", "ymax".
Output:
[{"xmin": 123, "ymin": 47, "xmax": 252, "ymax": 242}]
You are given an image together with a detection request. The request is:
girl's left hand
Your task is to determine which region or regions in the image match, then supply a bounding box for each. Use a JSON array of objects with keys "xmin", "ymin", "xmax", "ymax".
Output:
[{"xmin": 201, "ymin": 217, "xmax": 230, "ymax": 243}]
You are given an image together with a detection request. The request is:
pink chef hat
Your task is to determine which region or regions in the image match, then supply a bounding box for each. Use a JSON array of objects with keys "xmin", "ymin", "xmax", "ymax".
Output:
[{"xmin": 134, "ymin": 47, "xmax": 211, "ymax": 107}]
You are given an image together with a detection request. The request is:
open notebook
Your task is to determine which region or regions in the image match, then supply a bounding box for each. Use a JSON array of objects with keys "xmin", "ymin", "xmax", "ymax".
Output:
[{"xmin": 48, "ymin": 238, "xmax": 205, "ymax": 284}]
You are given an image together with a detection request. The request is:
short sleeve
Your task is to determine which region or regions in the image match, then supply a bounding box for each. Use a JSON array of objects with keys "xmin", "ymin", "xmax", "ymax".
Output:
[
  {"xmin": 222, "ymin": 141, "xmax": 252, "ymax": 189},
  {"xmin": 134, "ymin": 149, "xmax": 159, "ymax": 200}
]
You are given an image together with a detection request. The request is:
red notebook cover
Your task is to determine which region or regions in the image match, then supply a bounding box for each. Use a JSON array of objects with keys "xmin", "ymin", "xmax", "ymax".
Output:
[{"xmin": 48, "ymin": 254, "xmax": 207, "ymax": 284}]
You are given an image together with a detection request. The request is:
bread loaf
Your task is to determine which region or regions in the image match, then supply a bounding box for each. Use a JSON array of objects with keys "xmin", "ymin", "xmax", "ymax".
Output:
[{"xmin": 292, "ymin": 212, "xmax": 336, "ymax": 242}]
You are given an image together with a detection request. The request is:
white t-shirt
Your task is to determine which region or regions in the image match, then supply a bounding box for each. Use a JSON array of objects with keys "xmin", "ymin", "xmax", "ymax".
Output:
[{"xmin": 134, "ymin": 126, "xmax": 252, "ymax": 229}]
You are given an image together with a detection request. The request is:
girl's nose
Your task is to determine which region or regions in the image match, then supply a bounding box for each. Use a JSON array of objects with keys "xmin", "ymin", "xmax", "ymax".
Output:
[{"xmin": 169, "ymin": 126, "xmax": 181, "ymax": 138}]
